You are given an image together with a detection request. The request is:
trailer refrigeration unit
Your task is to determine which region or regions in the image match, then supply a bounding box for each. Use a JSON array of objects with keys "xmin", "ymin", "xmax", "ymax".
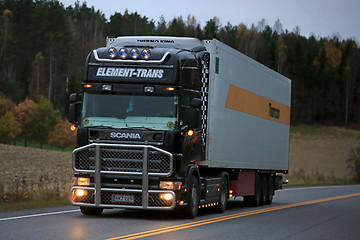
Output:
[{"xmin": 68, "ymin": 36, "xmax": 291, "ymax": 218}]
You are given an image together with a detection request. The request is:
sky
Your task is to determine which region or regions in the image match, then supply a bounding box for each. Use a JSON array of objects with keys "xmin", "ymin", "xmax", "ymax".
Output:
[{"xmin": 60, "ymin": 0, "xmax": 360, "ymax": 42}]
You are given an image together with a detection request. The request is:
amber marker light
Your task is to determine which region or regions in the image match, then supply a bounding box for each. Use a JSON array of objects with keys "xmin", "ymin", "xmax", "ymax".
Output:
[
  {"xmin": 70, "ymin": 125, "xmax": 77, "ymax": 132},
  {"xmin": 165, "ymin": 87, "xmax": 175, "ymax": 91},
  {"xmin": 83, "ymin": 84, "xmax": 92, "ymax": 88},
  {"xmin": 187, "ymin": 130, "xmax": 194, "ymax": 136}
]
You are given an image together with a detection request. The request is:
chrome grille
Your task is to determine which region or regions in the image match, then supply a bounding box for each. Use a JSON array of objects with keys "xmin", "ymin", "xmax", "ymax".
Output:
[
  {"xmin": 74, "ymin": 149, "xmax": 95, "ymax": 170},
  {"xmin": 73, "ymin": 144, "xmax": 172, "ymax": 176}
]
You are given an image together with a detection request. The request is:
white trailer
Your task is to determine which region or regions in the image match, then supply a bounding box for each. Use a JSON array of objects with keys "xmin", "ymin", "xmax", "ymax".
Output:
[{"xmin": 201, "ymin": 39, "xmax": 291, "ymax": 170}]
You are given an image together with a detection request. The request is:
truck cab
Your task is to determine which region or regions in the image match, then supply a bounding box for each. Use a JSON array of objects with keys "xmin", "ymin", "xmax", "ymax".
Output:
[{"xmin": 69, "ymin": 37, "xmax": 212, "ymax": 218}]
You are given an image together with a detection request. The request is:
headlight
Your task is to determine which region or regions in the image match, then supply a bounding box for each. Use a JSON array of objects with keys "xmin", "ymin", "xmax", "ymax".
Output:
[
  {"xmin": 159, "ymin": 181, "xmax": 182, "ymax": 190},
  {"xmin": 73, "ymin": 177, "xmax": 90, "ymax": 186}
]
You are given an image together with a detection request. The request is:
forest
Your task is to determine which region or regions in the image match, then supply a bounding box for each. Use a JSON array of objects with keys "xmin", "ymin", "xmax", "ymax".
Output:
[{"xmin": 0, "ymin": 0, "xmax": 360, "ymax": 131}]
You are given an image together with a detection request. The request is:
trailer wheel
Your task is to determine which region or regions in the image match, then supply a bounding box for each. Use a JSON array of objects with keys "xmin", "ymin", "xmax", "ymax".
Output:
[
  {"xmin": 80, "ymin": 206, "xmax": 103, "ymax": 216},
  {"xmin": 260, "ymin": 175, "xmax": 268, "ymax": 206},
  {"xmin": 184, "ymin": 175, "xmax": 200, "ymax": 219},
  {"xmin": 266, "ymin": 175, "xmax": 274, "ymax": 205},
  {"xmin": 213, "ymin": 173, "xmax": 228, "ymax": 213},
  {"xmin": 243, "ymin": 173, "xmax": 261, "ymax": 207}
]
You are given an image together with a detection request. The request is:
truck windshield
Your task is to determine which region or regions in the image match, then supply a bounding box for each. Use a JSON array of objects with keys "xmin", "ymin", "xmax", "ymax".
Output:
[{"xmin": 80, "ymin": 93, "xmax": 179, "ymax": 131}]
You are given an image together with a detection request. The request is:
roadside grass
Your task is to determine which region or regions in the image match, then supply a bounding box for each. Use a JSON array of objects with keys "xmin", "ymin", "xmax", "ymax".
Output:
[
  {"xmin": 14, "ymin": 139, "xmax": 73, "ymax": 153},
  {"xmin": 291, "ymin": 124, "xmax": 360, "ymax": 138},
  {"xmin": 0, "ymin": 125, "xmax": 359, "ymax": 212},
  {"xmin": 286, "ymin": 167, "xmax": 355, "ymax": 186},
  {"xmin": 0, "ymin": 144, "xmax": 73, "ymax": 212},
  {"xmin": 288, "ymin": 125, "xmax": 360, "ymax": 186}
]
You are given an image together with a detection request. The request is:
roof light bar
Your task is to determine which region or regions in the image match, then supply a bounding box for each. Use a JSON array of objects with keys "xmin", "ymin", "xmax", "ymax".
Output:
[
  {"xmin": 141, "ymin": 49, "xmax": 151, "ymax": 60},
  {"xmin": 93, "ymin": 50, "xmax": 170, "ymax": 64},
  {"xmin": 119, "ymin": 48, "xmax": 128, "ymax": 59},
  {"xmin": 130, "ymin": 48, "xmax": 140, "ymax": 59},
  {"xmin": 108, "ymin": 47, "xmax": 117, "ymax": 59}
]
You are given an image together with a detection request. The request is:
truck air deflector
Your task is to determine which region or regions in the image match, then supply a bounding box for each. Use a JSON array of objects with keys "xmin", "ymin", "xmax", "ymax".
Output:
[{"xmin": 93, "ymin": 50, "xmax": 171, "ymax": 64}]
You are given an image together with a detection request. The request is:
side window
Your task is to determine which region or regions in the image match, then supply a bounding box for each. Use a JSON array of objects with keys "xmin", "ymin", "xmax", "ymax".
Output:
[{"xmin": 179, "ymin": 90, "xmax": 200, "ymax": 125}]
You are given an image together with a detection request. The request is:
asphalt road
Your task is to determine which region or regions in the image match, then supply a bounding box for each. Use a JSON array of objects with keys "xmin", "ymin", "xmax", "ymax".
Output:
[{"xmin": 1, "ymin": 185, "xmax": 360, "ymax": 240}]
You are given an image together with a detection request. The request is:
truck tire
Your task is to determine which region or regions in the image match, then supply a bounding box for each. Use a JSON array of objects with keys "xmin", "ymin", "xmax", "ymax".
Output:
[
  {"xmin": 213, "ymin": 173, "xmax": 228, "ymax": 213},
  {"xmin": 243, "ymin": 173, "xmax": 261, "ymax": 207},
  {"xmin": 260, "ymin": 175, "xmax": 268, "ymax": 206},
  {"xmin": 184, "ymin": 175, "xmax": 200, "ymax": 219},
  {"xmin": 80, "ymin": 206, "xmax": 103, "ymax": 216},
  {"xmin": 266, "ymin": 175, "xmax": 274, "ymax": 205}
]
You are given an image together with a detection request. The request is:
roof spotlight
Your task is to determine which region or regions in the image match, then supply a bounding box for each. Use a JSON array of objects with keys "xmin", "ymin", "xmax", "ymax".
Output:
[
  {"xmin": 108, "ymin": 47, "xmax": 117, "ymax": 59},
  {"xmin": 119, "ymin": 48, "xmax": 128, "ymax": 59},
  {"xmin": 141, "ymin": 49, "xmax": 151, "ymax": 60},
  {"xmin": 130, "ymin": 48, "xmax": 139, "ymax": 59}
]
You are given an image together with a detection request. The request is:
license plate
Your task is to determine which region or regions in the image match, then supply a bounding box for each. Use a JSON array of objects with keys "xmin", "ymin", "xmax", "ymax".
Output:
[{"xmin": 112, "ymin": 194, "xmax": 135, "ymax": 203}]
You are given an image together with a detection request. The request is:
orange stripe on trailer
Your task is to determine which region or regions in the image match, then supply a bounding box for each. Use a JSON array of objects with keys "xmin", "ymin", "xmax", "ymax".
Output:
[{"xmin": 225, "ymin": 84, "xmax": 290, "ymax": 125}]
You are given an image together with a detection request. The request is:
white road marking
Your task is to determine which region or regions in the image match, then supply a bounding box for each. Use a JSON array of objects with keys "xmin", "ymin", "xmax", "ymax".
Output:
[
  {"xmin": 0, "ymin": 209, "xmax": 79, "ymax": 222},
  {"xmin": 280, "ymin": 185, "xmax": 359, "ymax": 191}
]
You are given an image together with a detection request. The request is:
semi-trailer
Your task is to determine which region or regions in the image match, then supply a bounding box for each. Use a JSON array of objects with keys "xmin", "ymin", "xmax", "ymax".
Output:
[{"xmin": 69, "ymin": 36, "xmax": 291, "ymax": 218}]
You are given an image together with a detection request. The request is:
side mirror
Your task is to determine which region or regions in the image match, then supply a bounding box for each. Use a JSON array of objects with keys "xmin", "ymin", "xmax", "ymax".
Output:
[
  {"xmin": 68, "ymin": 93, "xmax": 80, "ymax": 124},
  {"xmin": 69, "ymin": 93, "xmax": 77, "ymax": 103},
  {"xmin": 188, "ymin": 98, "xmax": 201, "ymax": 129},
  {"xmin": 68, "ymin": 103, "xmax": 78, "ymax": 124}
]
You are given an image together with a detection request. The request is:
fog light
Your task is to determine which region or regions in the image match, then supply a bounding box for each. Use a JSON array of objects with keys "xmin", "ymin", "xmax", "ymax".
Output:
[
  {"xmin": 159, "ymin": 193, "xmax": 173, "ymax": 201},
  {"xmin": 75, "ymin": 189, "xmax": 87, "ymax": 197}
]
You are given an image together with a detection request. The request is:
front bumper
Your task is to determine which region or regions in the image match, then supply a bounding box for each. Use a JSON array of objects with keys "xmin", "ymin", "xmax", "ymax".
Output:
[
  {"xmin": 71, "ymin": 187, "xmax": 175, "ymax": 209},
  {"xmin": 71, "ymin": 143, "xmax": 176, "ymax": 209}
]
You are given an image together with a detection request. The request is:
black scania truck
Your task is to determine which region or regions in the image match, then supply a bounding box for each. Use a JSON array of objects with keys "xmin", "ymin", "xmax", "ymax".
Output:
[{"xmin": 69, "ymin": 36, "xmax": 291, "ymax": 218}]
